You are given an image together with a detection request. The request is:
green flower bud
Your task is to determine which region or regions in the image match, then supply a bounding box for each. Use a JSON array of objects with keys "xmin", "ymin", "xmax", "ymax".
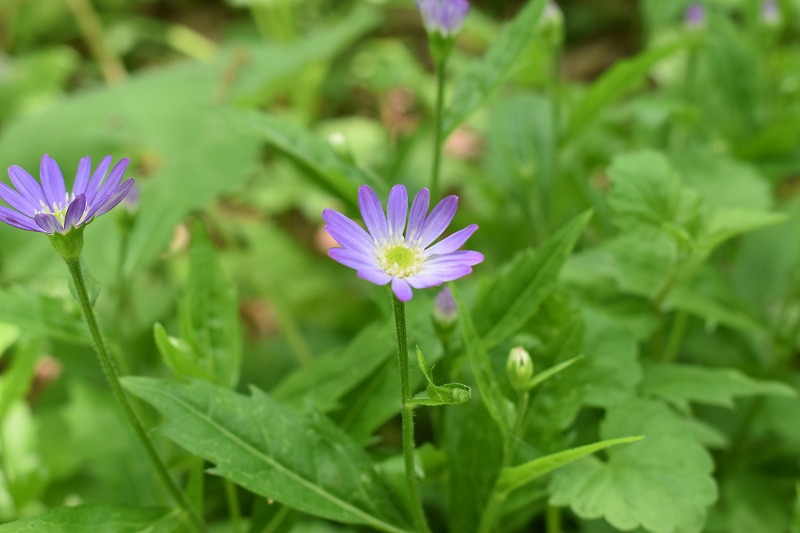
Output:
[{"xmin": 507, "ymin": 346, "xmax": 534, "ymax": 392}]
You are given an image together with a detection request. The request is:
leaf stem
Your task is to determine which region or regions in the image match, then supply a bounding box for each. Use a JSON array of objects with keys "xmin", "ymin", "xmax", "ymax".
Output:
[
  {"xmin": 224, "ymin": 478, "xmax": 242, "ymax": 533},
  {"xmin": 430, "ymin": 58, "xmax": 447, "ymax": 198},
  {"xmin": 64, "ymin": 257, "xmax": 204, "ymax": 532},
  {"xmin": 389, "ymin": 291, "xmax": 431, "ymax": 533}
]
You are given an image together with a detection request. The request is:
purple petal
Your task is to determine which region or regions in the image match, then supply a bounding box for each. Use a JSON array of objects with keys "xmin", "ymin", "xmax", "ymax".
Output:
[
  {"xmin": 84, "ymin": 179, "xmax": 134, "ymax": 220},
  {"xmin": 407, "ymin": 266, "xmax": 473, "ymax": 288},
  {"xmin": 90, "ymin": 158, "xmax": 130, "ymax": 208},
  {"xmin": 85, "ymin": 156, "xmax": 112, "ymax": 204},
  {"xmin": 357, "ymin": 268, "xmax": 392, "ymax": 286},
  {"xmin": 426, "ymin": 249, "xmax": 484, "ymax": 267},
  {"xmin": 64, "ymin": 194, "xmax": 87, "ymax": 229},
  {"xmin": 0, "ymin": 206, "xmax": 40, "ymax": 232},
  {"xmin": 8, "ymin": 165, "xmax": 45, "ymax": 207},
  {"xmin": 0, "ymin": 182, "xmax": 39, "ymax": 215},
  {"xmin": 40, "ymin": 154, "xmax": 67, "ymax": 209},
  {"xmin": 329, "ymin": 247, "xmax": 379, "ymax": 271},
  {"xmin": 322, "ymin": 208, "xmax": 374, "ymax": 252},
  {"xmin": 425, "ymin": 224, "xmax": 478, "ymax": 256},
  {"xmin": 391, "ymin": 277, "xmax": 413, "ymax": 302},
  {"xmin": 406, "ymin": 188, "xmax": 430, "ymax": 245},
  {"xmin": 72, "ymin": 156, "xmax": 92, "ymax": 196},
  {"xmin": 358, "ymin": 185, "xmax": 388, "ymax": 242},
  {"xmin": 386, "ymin": 185, "xmax": 408, "ymax": 241},
  {"xmin": 417, "ymin": 195, "xmax": 458, "ymax": 248},
  {"xmin": 34, "ymin": 213, "xmax": 63, "ymax": 234}
]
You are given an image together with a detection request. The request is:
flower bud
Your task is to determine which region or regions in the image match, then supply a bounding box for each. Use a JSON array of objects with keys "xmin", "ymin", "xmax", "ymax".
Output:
[
  {"xmin": 684, "ymin": 4, "xmax": 706, "ymax": 30},
  {"xmin": 432, "ymin": 286, "xmax": 457, "ymax": 336},
  {"xmin": 761, "ymin": 0, "xmax": 781, "ymax": 26},
  {"xmin": 506, "ymin": 346, "xmax": 534, "ymax": 392},
  {"xmin": 417, "ymin": 0, "xmax": 469, "ymax": 38}
]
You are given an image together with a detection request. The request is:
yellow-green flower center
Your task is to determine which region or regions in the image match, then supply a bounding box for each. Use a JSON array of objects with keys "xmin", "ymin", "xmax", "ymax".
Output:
[
  {"xmin": 36, "ymin": 195, "xmax": 76, "ymax": 225},
  {"xmin": 377, "ymin": 243, "xmax": 423, "ymax": 278}
]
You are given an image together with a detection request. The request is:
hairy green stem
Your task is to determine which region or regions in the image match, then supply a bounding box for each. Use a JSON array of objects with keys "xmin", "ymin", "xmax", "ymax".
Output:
[
  {"xmin": 64, "ymin": 257, "xmax": 204, "ymax": 532},
  {"xmin": 430, "ymin": 58, "xmax": 447, "ymax": 198},
  {"xmin": 389, "ymin": 292, "xmax": 431, "ymax": 533}
]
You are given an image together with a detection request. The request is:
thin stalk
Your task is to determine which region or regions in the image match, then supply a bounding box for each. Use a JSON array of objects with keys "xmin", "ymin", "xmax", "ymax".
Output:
[
  {"xmin": 546, "ymin": 505, "xmax": 562, "ymax": 533},
  {"xmin": 62, "ymin": 0, "xmax": 127, "ymax": 84},
  {"xmin": 64, "ymin": 257, "xmax": 204, "ymax": 532},
  {"xmin": 662, "ymin": 311, "xmax": 688, "ymax": 362},
  {"xmin": 430, "ymin": 58, "xmax": 447, "ymax": 198},
  {"xmin": 479, "ymin": 391, "xmax": 530, "ymax": 532},
  {"xmin": 389, "ymin": 291, "xmax": 431, "ymax": 533},
  {"xmin": 224, "ymin": 478, "xmax": 242, "ymax": 533}
]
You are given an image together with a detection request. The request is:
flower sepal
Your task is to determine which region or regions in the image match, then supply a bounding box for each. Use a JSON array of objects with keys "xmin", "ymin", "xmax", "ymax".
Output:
[
  {"xmin": 428, "ymin": 32, "xmax": 457, "ymax": 64},
  {"xmin": 47, "ymin": 225, "xmax": 85, "ymax": 260}
]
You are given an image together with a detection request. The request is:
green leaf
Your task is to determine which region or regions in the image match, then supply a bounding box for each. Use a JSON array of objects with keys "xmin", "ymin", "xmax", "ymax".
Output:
[
  {"xmin": 607, "ymin": 150, "xmax": 701, "ymax": 234},
  {"xmin": 565, "ymin": 40, "xmax": 692, "ymax": 140},
  {"xmin": 153, "ymin": 323, "xmax": 214, "ymax": 382},
  {"xmin": 700, "ymin": 209, "xmax": 786, "ymax": 252},
  {"xmin": 443, "ymin": 0, "xmax": 548, "ymax": 136},
  {"xmin": 496, "ymin": 436, "xmax": 642, "ymax": 496},
  {"xmin": 0, "ymin": 323, "xmax": 21, "ymax": 358},
  {"xmin": 228, "ymin": 109, "xmax": 382, "ymax": 208},
  {"xmin": 0, "ymin": 287, "xmax": 87, "ymax": 345},
  {"xmin": 452, "ymin": 285, "xmax": 514, "ymax": 431},
  {"xmin": 473, "ymin": 211, "xmax": 592, "ymax": 348},
  {"xmin": 641, "ymin": 363, "xmax": 796, "ymax": 411},
  {"xmin": 0, "ymin": 504, "xmax": 178, "ymax": 533},
  {"xmin": 0, "ymin": 337, "xmax": 40, "ymax": 424},
  {"xmin": 409, "ymin": 347, "xmax": 471, "ymax": 406},
  {"xmin": 122, "ymin": 377, "xmax": 412, "ymax": 533},
  {"xmin": 550, "ymin": 399, "xmax": 718, "ymax": 533},
  {"xmin": 179, "ymin": 222, "xmax": 241, "ymax": 388}
]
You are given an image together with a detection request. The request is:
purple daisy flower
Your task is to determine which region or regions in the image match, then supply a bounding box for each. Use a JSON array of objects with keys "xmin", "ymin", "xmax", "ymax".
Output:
[
  {"xmin": 0, "ymin": 154, "xmax": 135, "ymax": 234},
  {"xmin": 323, "ymin": 184, "xmax": 483, "ymax": 302},
  {"xmin": 417, "ymin": 0, "xmax": 470, "ymax": 37}
]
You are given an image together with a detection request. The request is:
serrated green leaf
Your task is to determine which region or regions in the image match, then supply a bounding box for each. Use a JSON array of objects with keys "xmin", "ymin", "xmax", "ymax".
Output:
[
  {"xmin": 550, "ymin": 399, "xmax": 718, "ymax": 533},
  {"xmin": 0, "ymin": 504, "xmax": 178, "ymax": 533},
  {"xmin": 565, "ymin": 40, "xmax": 692, "ymax": 140},
  {"xmin": 497, "ymin": 436, "xmax": 642, "ymax": 496},
  {"xmin": 701, "ymin": 209, "xmax": 786, "ymax": 252},
  {"xmin": 443, "ymin": 0, "xmax": 548, "ymax": 136},
  {"xmin": 179, "ymin": 222, "xmax": 241, "ymax": 388},
  {"xmin": 452, "ymin": 284, "xmax": 515, "ymax": 431},
  {"xmin": 409, "ymin": 347, "xmax": 471, "ymax": 406},
  {"xmin": 641, "ymin": 363, "xmax": 796, "ymax": 411},
  {"xmin": 122, "ymin": 377, "xmax": 412, "ymax": 533},
  {"xmin": 228, "ymin": 109, "xmax": 383, "ymax": 208},
  {"xmin": 473, "ymin": 211, "xmax": 592, "ymax": 348}
]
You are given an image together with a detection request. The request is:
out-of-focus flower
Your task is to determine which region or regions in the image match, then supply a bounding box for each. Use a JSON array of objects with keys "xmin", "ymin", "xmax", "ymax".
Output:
[
  {"xmin": 762, "ymin": 0, "xmax": 781, "ymax": 25},
  {"xmin": 416, "ymin": 0, "xmax": 469, "ymax": 37},
  {"xmin": 433, "ymin": 285, "xmax": 458, "ymax": 330},
  {"xmin": 323, "ymin": 184, "xmax": 482, "ymax": 302},
  {"xmin": 684, "ymin": 4, "xmax": 706, "ymax": 29},
  {"xmin": 0, "ymin": 154, "xmax": 134, "ymax": 234}
]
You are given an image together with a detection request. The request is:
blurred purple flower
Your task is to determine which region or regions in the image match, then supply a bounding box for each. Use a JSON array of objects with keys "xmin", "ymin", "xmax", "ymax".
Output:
[
  {"xmin": 0, "ymin": 154, "xmax": 135, "ymax": 234},
  {"xmin": 323, "ymin": 185, "xmax": 483, "ymax": 302},
  {"xmin": 417, "ymin": 0, "xmax": 469, "ymax": 37},
  {"xmin": 762, "ymin": 0, "xmax": 780, "ymax": 24},
  {"xmin": 685, "ymin": 4, "xmax": 706, "ymax": 29},
  {"xmin": 434, "ymin": 286, "xmax": 457, "ymax": 323}
]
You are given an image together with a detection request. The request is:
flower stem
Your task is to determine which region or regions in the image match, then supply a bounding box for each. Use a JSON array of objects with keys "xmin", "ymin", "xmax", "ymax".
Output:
[
  {"xmin": 64, "ymin": 257, "xmax": 204, "ymax": 532},
  {"xmin": 430, "ymin": 58, "xmax": 447, "ymax": 198},
  {"xmin": 389, "ymin": 291, "xmax": 431, "ymax": 533}
]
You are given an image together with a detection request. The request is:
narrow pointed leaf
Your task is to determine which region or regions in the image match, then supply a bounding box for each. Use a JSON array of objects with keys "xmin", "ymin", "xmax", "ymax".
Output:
[{"xmin": 122, "ymin": 377, "xmax": 413, "ymax": 533}]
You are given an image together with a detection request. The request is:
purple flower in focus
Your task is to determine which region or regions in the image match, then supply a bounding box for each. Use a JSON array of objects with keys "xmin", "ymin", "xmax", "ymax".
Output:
[
  {"xmin": 685, "ymin": 4, "xmax": 706, "ymax": 29},
  {"xmin": 417, "ymin": 0, "xmax": 469, "ymax": 37},
  {"xmin": 0, "ymin": 154, "xmax": 135, "ymax": 234},
  {"xmin": 323, "ymin": 185, "xmax": 483, "ymax": 302}
]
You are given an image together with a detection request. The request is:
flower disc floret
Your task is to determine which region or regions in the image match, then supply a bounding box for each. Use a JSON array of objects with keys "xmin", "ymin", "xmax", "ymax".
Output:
[
  {"xmin": 323, "ymin": 184, "xmax": 483, "ymax": 302},
  {"xmin": 0, "ymin": 154, "xmax": 135, "ymax": 234}
]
